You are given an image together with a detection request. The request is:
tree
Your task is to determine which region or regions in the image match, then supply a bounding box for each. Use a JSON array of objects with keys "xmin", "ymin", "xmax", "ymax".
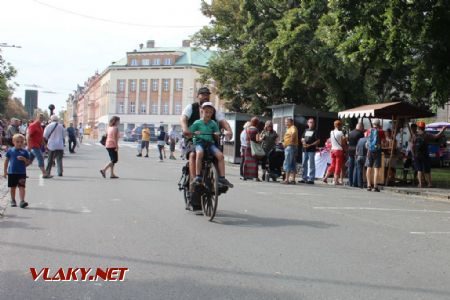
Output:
[
  {"xmin": 5, "ymin": 97, "xmax": 28, "ymax": 120},
  {"xmin": 0, "ymin": 51, "xmax": 17, "ymax": 115}
]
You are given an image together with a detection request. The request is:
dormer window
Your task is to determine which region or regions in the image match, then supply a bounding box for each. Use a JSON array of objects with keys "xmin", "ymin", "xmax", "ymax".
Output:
[
  {"xmin": 130, "ymin": 59, "xmax": 138, "ymax": 66},
  {"xmin": 163, "ymin": 58, "xmax": 172, "ymax": 65},
  {"xmin": 142, "ymin": 59, "xmax": 150, "ymax": 66},
  {"xmin": 153, "ymin": 58, "xmax": 160, "ymax": 65}
]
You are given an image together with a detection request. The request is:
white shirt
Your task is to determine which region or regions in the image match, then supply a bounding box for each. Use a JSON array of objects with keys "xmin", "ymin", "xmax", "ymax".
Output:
[
  {"xmin": 330, "ymin": 129, "xmax": 344, "ymax": 150},
  {"xmin": 240, "ymin": 129, "xmax": 247, "ymax": 147},
  {"xmin": 44, "ymin": 122, "xmax": 65, "ymax": 151},
  {"xmin": 182, "ymin": 103, "xmax": 225, "ymax": 123}
]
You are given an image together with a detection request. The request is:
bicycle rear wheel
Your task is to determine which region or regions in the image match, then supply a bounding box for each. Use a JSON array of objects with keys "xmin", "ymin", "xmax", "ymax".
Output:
[{"xmin": 201, "ymin": 164, "xmax": 219, "ymax": 221}]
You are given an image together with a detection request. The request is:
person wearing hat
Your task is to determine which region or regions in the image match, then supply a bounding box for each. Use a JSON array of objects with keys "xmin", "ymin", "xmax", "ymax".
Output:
[
  {"xmin": 180, "ymin": 87, "xmax": 233, "ymax": 189},
  {"xmin": 412, "ymin": 121, "xmax": 446, "ymax": 188},
  {"xmin": 43, "ymin": 115, "xmax": 65, "ymax": 177},
  {"xmin": 188, "ymin": 102, "xmax": 233, "ymax": 189}
]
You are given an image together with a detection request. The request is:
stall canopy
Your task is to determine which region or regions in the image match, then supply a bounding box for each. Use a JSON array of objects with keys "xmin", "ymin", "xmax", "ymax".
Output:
[{"xmin": 338, "ymin": 101, "xmax": 434, "ymax": 119}]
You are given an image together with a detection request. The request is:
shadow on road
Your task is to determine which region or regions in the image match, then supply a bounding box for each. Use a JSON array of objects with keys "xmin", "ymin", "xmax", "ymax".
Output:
[{"xmin": 213, "ymin": 210, "xmax": 337, "ymax": 229}]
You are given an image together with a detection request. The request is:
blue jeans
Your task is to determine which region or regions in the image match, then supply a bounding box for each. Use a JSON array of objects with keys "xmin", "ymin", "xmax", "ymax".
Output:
[
  {"xmin": 283, "ymin": 146, "xmax": 297, "ymax": 173},
  {"xmin": 29, "ymin": 147, "xmax": 45, "ymax": 168},
  {"xmin": 355, "ymin": 156, "xmax": 365, "ymax": 188},
  {"xmin": 347, "ymin": 155, "xmax": 355, "ymax": 186},
  {"xmin": 302, "ymin": 151, "xmax": 315, "ymax": 181}
]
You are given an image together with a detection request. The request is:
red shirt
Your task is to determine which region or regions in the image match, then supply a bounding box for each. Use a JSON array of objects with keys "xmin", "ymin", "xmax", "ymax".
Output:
[
  {"xmin": 365, "ymin": 128, "xmax": 385, "ymax": 141},
  {"xmin": 27, "ymin": 120, "xmax": 44, "ymax": 148}
]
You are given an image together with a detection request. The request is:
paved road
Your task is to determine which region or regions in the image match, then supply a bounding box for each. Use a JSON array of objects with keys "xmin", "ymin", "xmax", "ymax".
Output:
[{"xmin": 1, "ymin": 140, "xmax": 450, "ymax": 300}]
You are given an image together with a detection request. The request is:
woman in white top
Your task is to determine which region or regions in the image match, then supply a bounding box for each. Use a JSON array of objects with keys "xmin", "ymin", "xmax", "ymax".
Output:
[
  {"xmin": 323, "ymin": 120, "xmax": 346, "ymax": 185},
  {"xmin": 239, "ymin": 121, "xmax": 250, "ymax": 179}
]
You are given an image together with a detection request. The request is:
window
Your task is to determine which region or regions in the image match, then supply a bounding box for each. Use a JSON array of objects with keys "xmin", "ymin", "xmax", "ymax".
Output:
[
  {"xmin": 141, "ymin": 80, "xmax": 147, "ymax": 92},
  {"xmin": 164, "ymin": 58, "xmax": 172, "ymax": 65},
  {"xmin": 153, "ymin": 58, "xmax": 160, "ymax": 65},
  {"xmin": 130, "ymin": 80, "xmax": 136, "ymax": 92},
  {"xmin": 175, "ymin": 79, "xmax": 183, "ymax": 91},
  {"xmin": 140, "ymin": 104, "xmax": 146, "ymax": 113},
  {"xmin": 152, "ymin": 79, "xmax": 158, "ymax": 91},
  {"xmin": 151, "ymin": 104, "xmax": 158, "ymax": 114},
  {"xmin": 130, "ymin": 102, "xmax": 136, "ymax": 113},
  {"xmin": 118, "ymin": 103, "xmax": 124, "ymax": 114},
  {"xmin": 162, "ymin": 104, "xmax": 169, "ymax": 115},
  {"xmin": 142, "ymin": 59, "xmax": 150, "ymax": 66},
  {"xmin": 163, "ymin": 79, "xmax": 169, "ymax": 92},
  {"xmin": 175, "ymin": 104, "xmax": 182, "ymax": 114},
  {"xmin": 118, "ymin": 80, "xmax": 125, "ymax": 92},
  {"xmin": 130, "ymin": 59, "xmax": 138, "ymax": 66}
]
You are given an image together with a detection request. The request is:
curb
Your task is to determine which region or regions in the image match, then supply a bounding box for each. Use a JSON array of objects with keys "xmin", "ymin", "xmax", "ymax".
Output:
[{"xmin": 382, "ymin": 186, "xmax": 450, "ymax": 202}]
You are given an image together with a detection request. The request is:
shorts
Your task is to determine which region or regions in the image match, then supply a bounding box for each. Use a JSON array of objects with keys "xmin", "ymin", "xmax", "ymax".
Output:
[
  {"xmin": 106, "ymin": 147, "xmax": 118, "ymax": 163},
  {"xmin": 366, "ymin": 150, "xmax": 381, "ymax": 168},
  {"xmin": 195, "ymin": 143, "xmax": 221, "ymax": 155},
  {"xmin": 414, "ymin": 156, "xmax": 431, "ymax": 173},
  {"xmin": 30, "ymin": 147, "xmax": 45, "ymax": 168},
  {"xmin": 170, "ymin": 141, "xmax": 176, "ymax": 152},
  {"xmin": 8, "ymin": 174, "xmax": 26, "ymax": 188},
  {"xmin": 141, "ymin": 140, "xmax": 149, "ymax": 149},
  {"xmin": 283, "ymin": 146, "xmax": 297, "ymax": 173}
]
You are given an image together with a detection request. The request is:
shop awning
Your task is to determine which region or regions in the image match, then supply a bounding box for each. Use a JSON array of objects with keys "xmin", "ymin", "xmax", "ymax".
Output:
[{"xmin": 338, "ymin": 102, "xmax": 434, "ymax": 119}]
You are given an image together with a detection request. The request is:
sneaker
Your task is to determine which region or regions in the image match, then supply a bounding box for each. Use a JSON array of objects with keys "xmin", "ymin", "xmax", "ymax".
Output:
[
  {"xmin": 373, "ymin": 187, "xmax": 380, "ymax": 192},
  {"xmin": 218, "ymin": 177, "xmax": 234, "ymax": 188},
  {"xmin": 367, "ymin": 186, "xmax": 372, "ymax": 192},
  {"xmin": 307, "ymin": 181, "xmax": 314, "ymax": 184},
  {"xmin": 10, "ymin": 199, "xmax": 17, "ymax": 207},
  {"xmin": 136, "ymin": 154, "xmax": 142, "ymax": 157},
  {"xmin": 43, "ymin": 174, "xmax": 53, "ymax": 179},
  {"xmin": 190, "ymin": 177, "xmax": 202, "ymax": 190},
  {"xmin": 19, "ymin": 200, "xmax": 28, "ymax": 208},
  {"xmin": 145, "ymin": 154, "xmax": 149, "ymax": 158},
  {"xmin": 298, "ymin": 179, "xmax": 306, "ymax": 183}
]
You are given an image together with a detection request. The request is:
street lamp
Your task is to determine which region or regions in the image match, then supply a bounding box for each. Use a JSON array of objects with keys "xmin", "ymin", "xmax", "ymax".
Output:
[{"xmin": 48, "ymin": 104, "xmax": 55, "ymax": 116}]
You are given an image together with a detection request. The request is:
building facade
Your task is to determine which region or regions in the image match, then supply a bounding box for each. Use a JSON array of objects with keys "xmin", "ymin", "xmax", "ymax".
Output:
[{"xmin": 66, "ymin": 40, "xmax": 225, "ymax": 138}]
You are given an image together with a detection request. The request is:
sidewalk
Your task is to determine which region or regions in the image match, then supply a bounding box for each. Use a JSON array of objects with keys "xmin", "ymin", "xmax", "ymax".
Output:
[{"xmin": 382, "ymin": 185, "xmax": 450, "ymax": 202}]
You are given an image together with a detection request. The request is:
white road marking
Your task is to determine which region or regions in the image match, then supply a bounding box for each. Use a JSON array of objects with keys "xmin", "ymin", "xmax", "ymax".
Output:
[
  {"xmin": 39, "ymin": 175, "xmax": 44, "ymax": 186},
  {"xmin": 81, "ymin": 206, "xmax": 91, "ymax": 213},
  {"xmin": 313, "ymin": 207, "xmax": 450, "ymax": 214},
  {"xmin": 410, "ymin": 232, "xmax": 450, "ymax": 235},
  {"xmin": 83, "ymin": 143, "xmax": 92, "ymax": 146}
]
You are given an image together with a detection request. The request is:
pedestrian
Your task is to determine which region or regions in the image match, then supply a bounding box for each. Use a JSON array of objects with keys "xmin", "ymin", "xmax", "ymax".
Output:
[
  {"xmin": 300, "ymin": 118, "xmax": 320, "ymax": 184},
  {"xmin": 354, "ymin": 132, "xmax": 368, "ymax": 188},
  {"xmin": 67, "ymin": 123, "xmax": 77, "ymax": 153},
  {"xmin": 100, "ymin": 116, "xmax": 120, "ymax": 179},
  {"xmin": 382, "ymin": 128, "xmax": 398, "ymax": 185},
  {"xmin": 243, "ymin": 117, "xmax": 260, "ymax": 181},
  {"xmin": 3, "ymin": 134, "xmax": 30, "ymax": 208},
  {"xmin": 26, "ymin": 112, "xmax": 52, "ymax": 178},
  {"xmin": 156, "ymin": 125, "xmax": 167, "ymax": 162},
  {"xmin": 44, "ymin": 115, "xmax": 65, "ymax": 177},
  {"xmin": 323, "ymin": 120, "xmax": 346, "ymax": 185},
  {"xmin": 347, "ymin": 122, "xmax": 364, "ymax": 187},
  {"xmin": 239, "ymin": 121, "xmax": 250, "ymax": 179},
  {"xmin": 137, "ymin": 124, "xmax": 150, "ymax": 157},
  {"xmin": 5, "ymin": 118, "xmax": 20, "ymax": 147},
  {"xmin": 259, "ymin": 120, "xmax": 278, "ymax": 181},
  {"xmin": 365, "ymin": 119, "xmax": 385, "ymax": 192},
  {"xmin": 412, "ymin": 121, "xmax": 447, "ymax": 188},
  {"xmin": 78, "ymin": 123, "xmax": 84, "ymax": 144},
  {"xmin": 168, "ymin": 126, "xmax": 178, "ymax": 159},
  {"xmin": 281, "ymin": 118, "xmax": 299, "ymax": 184}
]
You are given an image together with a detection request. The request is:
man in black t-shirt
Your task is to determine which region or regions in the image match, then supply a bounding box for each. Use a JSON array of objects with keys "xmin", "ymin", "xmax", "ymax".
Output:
[
  {"xmin": 347, "ymin": 123, "xmax": 365, "ymax": 187},
  {"xmin": 299, "ymin": 118, "xmax": 320, "ymax": 184}
]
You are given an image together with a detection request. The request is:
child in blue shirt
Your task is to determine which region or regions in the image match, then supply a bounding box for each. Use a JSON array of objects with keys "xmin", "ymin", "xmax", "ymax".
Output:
[{"xmin": 3, "ymin": 134, "xmax": 30, "ymax": 208}]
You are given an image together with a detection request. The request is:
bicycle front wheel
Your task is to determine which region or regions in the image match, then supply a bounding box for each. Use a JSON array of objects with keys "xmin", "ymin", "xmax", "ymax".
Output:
[{"xmin": 201, "ymin": 164, "xmax": 219, "ymax": 221}]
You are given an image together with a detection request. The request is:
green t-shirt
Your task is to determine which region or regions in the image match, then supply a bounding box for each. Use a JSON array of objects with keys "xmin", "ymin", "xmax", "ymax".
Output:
[{"xmin": 189, "ymin": 119, "xmax": 220, "ymax": 145}]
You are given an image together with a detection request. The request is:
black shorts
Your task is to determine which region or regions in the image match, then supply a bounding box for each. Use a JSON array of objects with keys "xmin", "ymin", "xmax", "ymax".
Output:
[
  {"xmin": 8, "ymin": 174, "xmax": 26, "ymax": 188},
  {"xmin": 366, "ymin": 150, "xmax": 382, "ymax": 168},
  {"xmin": 107, "ymin": 147, "xmax": 118, "ymax": 163},
  {"xmin": 170, "ymin": 141, "xmax": 176, "ymax": 152},
  {"xmin": 141, "ymin": 140, "xmax": 149, "ymax": 149},
  {"xmin": 414, "ymin": 156, "xmax": 431, "ymax": 173}
]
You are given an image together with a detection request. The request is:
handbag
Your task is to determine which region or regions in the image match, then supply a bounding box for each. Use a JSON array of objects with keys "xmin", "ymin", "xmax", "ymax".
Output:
[
  {"xmin": 100, "ymin": 134, "xmax": 107, "ymax": 146},
  {"xmin": 250, "ymin": 141, "xmax": 265, "ymax": 158}
]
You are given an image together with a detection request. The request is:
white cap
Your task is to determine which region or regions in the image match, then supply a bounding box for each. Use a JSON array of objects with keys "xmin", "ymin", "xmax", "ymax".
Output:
[
  {"xmin": 201, "ymin": 102, "xmax": 215, "ymax": 109},
  {"xmin": 50, "ymin": 115, "xmax": 59, "ymax": 122}
]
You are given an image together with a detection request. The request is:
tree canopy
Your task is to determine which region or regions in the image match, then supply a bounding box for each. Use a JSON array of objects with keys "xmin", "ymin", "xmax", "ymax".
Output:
[
  {"xmin": 0, "ymin": 51, "xmax": 17, "ymax": 116},
  {"xmin": 193, "ymin": 0, "xmax": 450, "ymax": 114}
]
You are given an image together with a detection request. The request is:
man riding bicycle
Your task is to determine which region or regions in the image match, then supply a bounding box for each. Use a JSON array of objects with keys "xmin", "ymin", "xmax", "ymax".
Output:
[
  {"xmin": 189, "ymin": 102, "xmax": 234, "ymax": 190},
  {"xmin": 180, "ymin": 87, "xmax": 233, "ymax": 188}
]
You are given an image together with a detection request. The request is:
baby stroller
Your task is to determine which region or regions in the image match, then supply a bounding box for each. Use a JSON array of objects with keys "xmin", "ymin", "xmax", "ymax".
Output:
[{"xmin": 263, "ymin": 143, "xmax": 285, "ymax": 182}]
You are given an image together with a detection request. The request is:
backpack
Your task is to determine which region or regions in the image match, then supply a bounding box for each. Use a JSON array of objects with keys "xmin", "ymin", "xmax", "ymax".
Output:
[
  {"xmin": 368, "ymin": 128, "xmax": 380, "ymax": 152},
  {"xmin": 413, "ymin": 134, "xmax": 427, "ymax": 158}
]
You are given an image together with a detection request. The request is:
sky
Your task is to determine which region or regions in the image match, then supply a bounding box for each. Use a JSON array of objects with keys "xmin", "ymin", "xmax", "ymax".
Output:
[{"xmin": 1, "ymin": 0, "xmax": 211, "ymax": 114}]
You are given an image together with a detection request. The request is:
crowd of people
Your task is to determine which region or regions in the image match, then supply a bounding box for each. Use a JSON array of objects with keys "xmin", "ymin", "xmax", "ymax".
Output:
[
  {"xmin": 237, "ymin": 116, "xmax": 447, "ymax": 190},
  {"xmin": 1, "ymin": 113, "xmax": 84, "ymax": 209}
]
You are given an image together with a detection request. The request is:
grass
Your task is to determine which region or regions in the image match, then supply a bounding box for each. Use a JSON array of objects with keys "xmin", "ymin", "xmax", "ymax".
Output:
[{"xmin": 431, "ymin": 167, "xmax": 450, "ymax": 189}]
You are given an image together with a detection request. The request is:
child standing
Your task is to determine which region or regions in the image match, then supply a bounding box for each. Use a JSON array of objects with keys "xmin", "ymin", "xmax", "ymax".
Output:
[{"xmin": 3, "ymin": 134, "xmax": 30, "ymax": 208}]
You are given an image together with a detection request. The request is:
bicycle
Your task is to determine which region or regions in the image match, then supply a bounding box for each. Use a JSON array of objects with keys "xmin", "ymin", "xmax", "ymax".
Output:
[{"xmin": 178, "ymin": 134, "xmax": 229, "ymax": 221}]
